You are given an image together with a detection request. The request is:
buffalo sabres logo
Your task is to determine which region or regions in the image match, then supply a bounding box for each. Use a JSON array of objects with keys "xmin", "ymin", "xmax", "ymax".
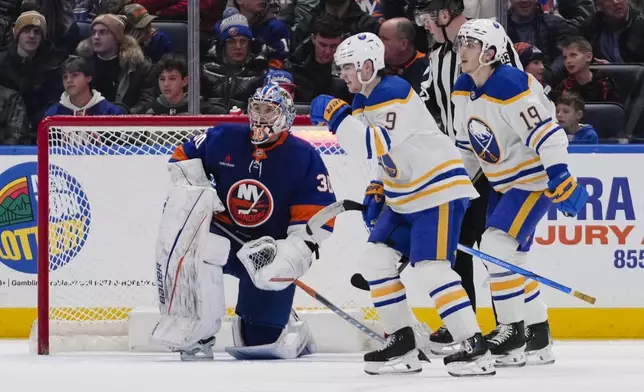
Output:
[
  {"xmin": 227, "ymin": 179, "xmax": 274, "ymax": 227},
  {"xmin": 377, "ymin": 154, "xmax": 399, "ymax": 178},
  {"xmin": 467, "ymin": 117, "xmax": 501, "ymax": 164}
]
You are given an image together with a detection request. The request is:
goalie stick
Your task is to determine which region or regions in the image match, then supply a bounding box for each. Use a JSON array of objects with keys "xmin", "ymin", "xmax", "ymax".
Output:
[{"xmin": 212, "ymin": 199, "xmax": 388, "ymax": 345}]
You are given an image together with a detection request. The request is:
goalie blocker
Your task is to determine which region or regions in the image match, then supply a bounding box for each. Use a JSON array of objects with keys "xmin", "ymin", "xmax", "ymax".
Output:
[{"xmin": 152, "ymin": 159, "xmax": 316, "ymax": 360}]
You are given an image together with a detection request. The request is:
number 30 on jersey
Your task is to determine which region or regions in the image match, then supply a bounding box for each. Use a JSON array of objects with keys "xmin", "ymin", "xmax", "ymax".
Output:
[{"xmin": 317, "ymin": 174, "xmax": 334, "ymax": 193}]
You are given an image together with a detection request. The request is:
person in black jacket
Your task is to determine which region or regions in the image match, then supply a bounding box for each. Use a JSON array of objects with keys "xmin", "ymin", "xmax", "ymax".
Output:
[
  {"xmin": 380, "ymin": 17, "xmax": 428, "ymax": 93},
  {"xmin": 311, "ymin": 0, "xmax": 380, "ymax": 37},
  {"xmin": 579, "ymin": 0, "xmax": 644, "ymax": 63},
  {"xmin": 285, "ymin": 12, "xmax": 351, "ymax": 104},
  {"xmin": 0, "ymin": 10, "xmax": 62, "ymax": 141},
  {"xmin": 148, "ymin": 54, "xmax": 227, "ymax": 115},
  {"xmin": 0, "ymin": 85, "xmax": 30, "ymax": 144},
  {"xmin": 202, "ymin": 12, "xmax": 267, "ymax": 111}
]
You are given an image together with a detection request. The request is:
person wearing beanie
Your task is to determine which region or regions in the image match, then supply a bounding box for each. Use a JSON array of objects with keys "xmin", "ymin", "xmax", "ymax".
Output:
[
  {"xmin": 122, "ymin": 3, "xmax": 174, "ymax": 63},
  {"xmin": 45, "ymin": 56, "xmax": 125, "ymax": 116},
  {"xmin": 76, "ymin": 13, "xmax": 155, "ymax": 114},
  {"xmin": 0, "ymin": 9, "xmax": 60, "ymax": 141},
  {"xmin": 514, "ymin": 41, "xmax": 550, "ymax": 93},
  {"xmin": 202, "ymin": 10, "xmax": 268, "ymax": 111}
]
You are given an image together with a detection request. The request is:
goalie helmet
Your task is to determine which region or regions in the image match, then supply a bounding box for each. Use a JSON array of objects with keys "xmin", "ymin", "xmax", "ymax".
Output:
[
  {"xmin": 334, "ymin": 32, "xmax": 385, "ymax": 86},
  {"xmin": 456, "ymin": 19, "xmax": 509, "ymax": 66},
  {"xmin": 248, "ymin": 83, "xmax": 296, "ymax": 144}
]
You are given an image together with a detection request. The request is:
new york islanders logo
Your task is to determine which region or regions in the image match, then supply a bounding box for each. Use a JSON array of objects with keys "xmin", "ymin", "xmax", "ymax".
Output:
[
  {"xmin": 227, "ymin": 179, "xmax": 274, "ymax": 228},
  {"xmin": 467, "ymin": 117, "xmax": 501, "ymax": 164}
]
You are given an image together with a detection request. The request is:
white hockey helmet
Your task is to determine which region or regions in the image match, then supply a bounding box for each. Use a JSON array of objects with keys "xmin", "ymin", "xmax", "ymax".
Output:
[
  {"xmin": 456, "ymin": 18, "xmax": 508, "ymax": 66},
  {"xmin": 334, "ymin": 32, "xmax": 385, "ymax": 86}
]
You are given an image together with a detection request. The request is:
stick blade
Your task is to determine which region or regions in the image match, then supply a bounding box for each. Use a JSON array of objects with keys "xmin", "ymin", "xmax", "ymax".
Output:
[{"xmin": 572, "ymin": 290, "xmax": 596, "ymax": 305}]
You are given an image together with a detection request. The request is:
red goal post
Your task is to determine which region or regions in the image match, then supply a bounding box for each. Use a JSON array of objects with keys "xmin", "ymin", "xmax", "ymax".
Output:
[{"xmin": 35, "ymin": 115, "xmax": 379, "ymax": 355}]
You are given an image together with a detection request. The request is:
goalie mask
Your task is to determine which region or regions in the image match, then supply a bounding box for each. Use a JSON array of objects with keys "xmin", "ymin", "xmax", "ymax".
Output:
[{"xmin": 248, "ymin": 83, "xmax": 296, "ymax": 144}]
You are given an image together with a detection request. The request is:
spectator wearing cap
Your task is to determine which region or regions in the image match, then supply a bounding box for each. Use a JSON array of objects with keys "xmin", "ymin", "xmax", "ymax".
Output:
[
  {"xmin": 380, "ymin": 17, "xmax": 427, "ymax": 93},
  {"xmin": 202, "ymin": 12, "xmax": 267, "ymax": 111},
  {"xmin": 514, "ymin": 42, "xmax": 550, "ymax": 94},
  {"xmin": 45, "ymin": 56, "xmax": 125, "ymax": 116},
  {"xmin": 286, "ymin": 12, "xmax": 351, "ymax": 104},
  {"xmin": 122, "ymin": 3, "xmax": 174, "ymax": 64},
  {"xmin": 0, "ymin": 10, "xmax": 61, "ymax": 140},
  {"xmin": 264, "ymin": 69, "xmax": 297, "ymax": 100},
  {"xmin": 76, "ymin": 13, "xmax": 155, "ymax": 113},
  {"xmin": 147, "ymin": 54, "xmax": 227, "ymax": 115},
  {"xmin": 21, "ymin": 0, "xmax": 80, "ymax": 60},
  {"xmin": 506, "ymin": 0, "xmax": 579, "ymax": 85},
  {"xmin": 220, "ymin": 4, "xmax": 291, "ymax": 68}
]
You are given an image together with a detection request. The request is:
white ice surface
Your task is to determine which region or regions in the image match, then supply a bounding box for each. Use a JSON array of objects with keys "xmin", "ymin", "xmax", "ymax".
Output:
[{"xmin": 2, "ymin": 340, "xmax": 644, "ymax": 392}]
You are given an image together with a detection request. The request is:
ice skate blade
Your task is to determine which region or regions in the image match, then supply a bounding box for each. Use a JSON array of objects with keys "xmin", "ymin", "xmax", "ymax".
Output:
[
  {"xmin": 364, "ymin": 349, "xmax": 423, "ymax": 375},
  {"xmin": 429, "ymin": 341, "xmax": 461, "ymax": 357},
  {"xmin": 526, "ymin": 344, "xmax": 555, "ymax": 366},
  {"xmin": 180, "ymin": 351, "xmax": 214, "ymax": 361},
  {"xmin": 493, "ymin": 345, "xmax": 527, "ymax": 368},
  {"xmin": 446, "ymin": 350, "xmax": 496, "ymax": 377}
]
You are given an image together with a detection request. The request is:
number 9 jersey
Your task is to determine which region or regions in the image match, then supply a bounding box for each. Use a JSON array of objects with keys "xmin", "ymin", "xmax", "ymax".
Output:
[
  {"xmin": 335, "ymin": 75, "xmax": 479, "ymax": 214},
  {"xmin": 452, "ymin": 65, "xmax": 566, "ymax": 194}
]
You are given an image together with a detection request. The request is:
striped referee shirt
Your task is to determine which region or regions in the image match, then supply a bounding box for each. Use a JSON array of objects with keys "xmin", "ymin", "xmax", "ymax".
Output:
[{"xmin": 419, "ymin": 39, "xmax": 523, "ymax": 141}]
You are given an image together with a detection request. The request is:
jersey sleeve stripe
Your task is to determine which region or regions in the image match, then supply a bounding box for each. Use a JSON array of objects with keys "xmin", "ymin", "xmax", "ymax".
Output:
[
  {"xmin": 386, "ymin": 178, "xmax": 472, "ymax": 206},
  {"xmin": 488, "ymin": 165, "xmax": 545, "ymax": 188},
  {"xmin": 525, "ymin": 117, "xmax": 554, "ymax": 147},
  {"xmin": 290, "ymin": 204, "xmax": 336, "ymax": 229},
  {"xmin": 384, "ymin": 167, "xmax": 468, "ymax": 198},
  {"xmin": 535, "ymin": 126, "xmax": 564, "ymax": 153},
  {"xmin": 530, "ymin": 122, "xmax": 557, "ymax": 150},
  {"xmin": 485, "ymin": 156, "xmax": 542, "ymax": 179},
  {"xmin": 170, "ymin": 145, "xmax": 188, "ymax": 162},
  {"xmin": 496, "ymin": 173, "xmax": 548, "ymax": 193},
  {"xmin": 370, "ymin": 126, "xmax": 391, "ymax": 157},
  {"xmin": 365, "ymin": 127, "xmax": 373, "ymax": 159},
  {"xmin": 365, "ymin": 88, "xmax": 413, "ymax": 111},
  {"xmin": 384, "ymin": 159, "xmax": 464, "ymax": 189}
]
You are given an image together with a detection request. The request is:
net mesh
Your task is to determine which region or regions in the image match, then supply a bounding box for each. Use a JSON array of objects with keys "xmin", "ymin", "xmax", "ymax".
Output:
[{"xmin": 41, "ymin": 117, "xmax": 381, "ymax": 345}]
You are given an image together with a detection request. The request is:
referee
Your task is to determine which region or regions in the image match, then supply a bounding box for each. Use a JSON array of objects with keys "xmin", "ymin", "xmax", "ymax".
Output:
[{"xmin": 413, "ymin": 0, "xmax": 523, "ymax": 349}]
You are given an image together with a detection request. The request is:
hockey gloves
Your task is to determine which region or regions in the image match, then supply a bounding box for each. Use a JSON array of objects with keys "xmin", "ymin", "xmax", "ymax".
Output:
[
  {"xmin": 545, "ymin": 169, "xmax": 588, "ymax": 217},
  {"xmin": 363, "ymin": 181, "xmax": 385, "ymax": 229},
  {"xmin": 310, "ymin": 95, "xmax": 351, "ymax": 133}
]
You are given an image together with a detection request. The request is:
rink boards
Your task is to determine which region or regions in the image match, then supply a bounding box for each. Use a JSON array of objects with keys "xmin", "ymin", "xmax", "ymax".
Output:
[{"xmin": 0, "ymin": 139, "xmax": 643, "ymax": 339}]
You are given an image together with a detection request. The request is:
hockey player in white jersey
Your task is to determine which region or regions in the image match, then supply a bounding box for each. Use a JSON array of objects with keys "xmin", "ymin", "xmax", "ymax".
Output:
[
  {"xmin": 310, "ymin": 32, "xmax": 495, "ymax": 377},
  {"xmin": 451, "ymin": 19, "xmax": 589, "ymax": 367}
]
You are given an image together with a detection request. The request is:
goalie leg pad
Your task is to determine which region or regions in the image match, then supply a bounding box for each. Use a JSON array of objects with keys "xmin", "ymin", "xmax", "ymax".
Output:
[
  {"xmin": 225, "ymin": 312, "xmax": 316, "ymax": 360},
  {"xmin": 152, "ymin": 178, "xmax": 230, "ymax": 351}
]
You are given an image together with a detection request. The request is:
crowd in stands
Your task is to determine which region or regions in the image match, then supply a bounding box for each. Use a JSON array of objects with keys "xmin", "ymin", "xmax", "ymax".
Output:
[{"xmin": 0, "ymin": 0, "xmax": 643, "ymax": 145}]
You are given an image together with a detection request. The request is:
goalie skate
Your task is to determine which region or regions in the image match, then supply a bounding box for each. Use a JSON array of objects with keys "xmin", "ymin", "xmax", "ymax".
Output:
[
  {"xmin": 525, "ymin": 321, "xmax": 555, "ymax": 365},
  {"xmin": 177, "ymin": 336, "xmax": 216, "ymax": 361},
  {"xmin": 485, "ymin": 322, "xmax": 527, "ymax": 368},
  {"xmin": 364, "ymin": 326, "xmax": 422, "ymax": 375},
  {"xmin": 443, "ymin": 333, "xmax": 495, "ymax": 377}
]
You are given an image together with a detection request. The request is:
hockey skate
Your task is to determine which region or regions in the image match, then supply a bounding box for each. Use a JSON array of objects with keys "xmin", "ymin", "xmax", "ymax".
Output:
[
  {"xmin": 364, "ymin": 326, "xmax": 422, "ymax": 375},
  {"xmin": 427, "ymin": 325, "xmax": 460, "ymax": 356},
  {"xmin": 177, "ymin": 336, "xmax": 216, "ymax": 361},
  {"xmin": 525, "ymin": 321, "xmax": 555, "ymax": 365},
  {"xmin": 443, "ymin": 333, "xmax": 495, "ymax": 377},
  {"xmin": 485, "ymin": 322, "xmax": 527, "ymax": 367}
]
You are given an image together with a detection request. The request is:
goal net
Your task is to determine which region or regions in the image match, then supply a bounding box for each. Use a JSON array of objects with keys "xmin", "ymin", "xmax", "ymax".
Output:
[{"xmin": 32, "ymin": 115, "xmax": 384, "ymax": 354}]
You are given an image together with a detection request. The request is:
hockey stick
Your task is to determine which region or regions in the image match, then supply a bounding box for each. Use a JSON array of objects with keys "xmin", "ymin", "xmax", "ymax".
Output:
[
  {"xmin": 213, "ymin": 199, "xmax": 388, "ymax": 345},
  {"xmin": 457, "ymin": 244, "xmax": 596, "ymax": 304}
]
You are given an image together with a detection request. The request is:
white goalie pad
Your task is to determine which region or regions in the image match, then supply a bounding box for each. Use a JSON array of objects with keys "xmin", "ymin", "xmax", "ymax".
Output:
[
  {"xmin": 151, "ymin": 159, "xmax": 230, "ymax": 351},
  {"xmin": 236, "ymin": 232, "xmax": 314, "ymax": 291},
  {"xmin": 225, "ymin": 312, "xmax": 316, "ymax": 360}
]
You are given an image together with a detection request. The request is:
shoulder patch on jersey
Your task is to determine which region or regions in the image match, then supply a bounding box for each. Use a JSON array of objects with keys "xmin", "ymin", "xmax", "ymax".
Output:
[
  {"xmin": 365, "ymin": 76, "xmax": 413, "ymax": 110},
  {"xmin": 452, "ymin": 73, "xmax": 475, "ymax": 98},
  {"xmin": 479, "ymin": 65, "xmax": 530, "ymax": 104}
]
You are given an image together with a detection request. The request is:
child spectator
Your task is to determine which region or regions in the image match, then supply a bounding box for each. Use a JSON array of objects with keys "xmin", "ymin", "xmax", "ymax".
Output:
[
  {"xmin": 147, "ymin": 54, "xmax": 227, "ymax": 115},
  {"xmin": 122, "ymin": 3, "xmax": 174, "ymax": 63},
  {"xmin": 552, "ymin": 36, "xmax": 620, "ymax": 103},
  {"xmin": 45, "ymin": 56, "xmax": 125, "ymax": 116},
  {"xmin": 514, "ymin": 42, "xmax": 551, "ymax": 94},
  {"xmin": 556, "ymin": 91, "xmax": 598, "ymax": 144}
]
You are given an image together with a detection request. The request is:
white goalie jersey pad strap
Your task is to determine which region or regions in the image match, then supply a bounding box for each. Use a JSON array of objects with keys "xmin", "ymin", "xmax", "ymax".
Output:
[
  {"xmin": 225, "ymin": 312, "xmax": 316, "ymax": 360},
  {"xmin": 152, "ymin": 159, "xmax": 230, "ymax": 351}
]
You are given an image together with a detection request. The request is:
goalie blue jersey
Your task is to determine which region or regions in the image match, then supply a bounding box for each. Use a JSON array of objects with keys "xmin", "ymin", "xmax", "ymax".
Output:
[{"xmin": 170, "ymin": 123, "xmax": 336, "ymax": 241}]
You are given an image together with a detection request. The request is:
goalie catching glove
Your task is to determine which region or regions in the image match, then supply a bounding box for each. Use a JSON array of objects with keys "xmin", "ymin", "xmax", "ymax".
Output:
[{"xmin": 237, "ymin": 231, "xmax": 318, "ymax": 291}]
